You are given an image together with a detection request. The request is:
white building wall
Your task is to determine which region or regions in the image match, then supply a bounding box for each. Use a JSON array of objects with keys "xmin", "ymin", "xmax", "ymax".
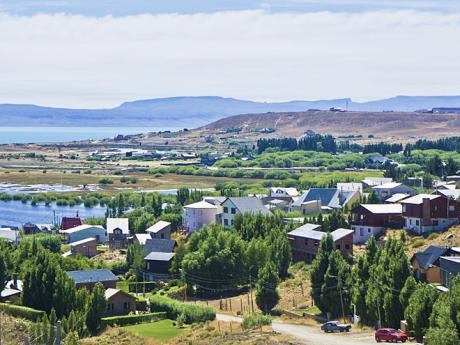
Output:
[
  {"xmin": 404, "ymin": 217, "xmax": 457, "ymax": 234},
  {"xmin": 221, "ymin": 200, "xmax": 239, "ymax": 229},
  {"xmin": 183, "ymin": 207, "xmax": 218, "ymax": 233},
  {"xmin": 351, "ymin": 225, "xmax": 385, "ymax": 244}
]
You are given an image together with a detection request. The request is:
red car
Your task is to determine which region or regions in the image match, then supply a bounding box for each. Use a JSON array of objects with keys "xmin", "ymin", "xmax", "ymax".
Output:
[{"xmin": 375, "ymin": 328, "xmax": 408, "ymax": 343}]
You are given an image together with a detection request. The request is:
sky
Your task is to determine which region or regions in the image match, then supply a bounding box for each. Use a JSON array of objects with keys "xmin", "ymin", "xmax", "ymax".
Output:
[{"xmin": 1, "ymin": 1, "xmax": 460, "ymax": 108}]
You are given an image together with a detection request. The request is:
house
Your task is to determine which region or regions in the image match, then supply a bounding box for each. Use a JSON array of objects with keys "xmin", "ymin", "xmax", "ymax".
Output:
[
  {"xmin": 132, "ymin": 233, "xmax": 152, "ymax": 246},
  {"xmin": 351, "ymin": 204, "xmax": 403, "ymax": 243},
  {"xmin": 144, "ymin": 252, "xmax": 176, "ymax": 277},
  {"xmin": 365, "ymin": 155, "xmax": 391, "ymax": 165},
  {"xmin": 362, "ymin": 177, "xmax": 393, "ymax": 189},
  {"xmin": 23, "ymin": 223, "xmax": 54, "ymax": 235},
  {"xmin": 61, "ymin": 224, "xmax": 106, "ymax": 244},
  {"xmin": 0, "ymin": 275, "xmax": 22, "ymax": 302},
  {"xmin": 69, "ymin": 237, "xmax": 97, "ymax": 258},
  {"xmin": 287, "ymin": 224, "xmax": 353, "ymax": 264},
  {"xmin": 372, "ymin": 182, "xmax": 416, "ymax": 201},
  {"xmin": 105, "ymin": 288, "xmax": 136, "ymax": 316},
  {"xmin": 107, "ymin": 218, "xmax": 130, "ymax": 249},
  {"xmin": 385, "ymin": 193, "xmax": 411, "ymax": 204},
  {"xmin": 146, "ymin": 221, "xmax": 171, "ymax": 239},
  {"xmin": 291, "ymin": 188, "xmax": 360, "ymax": 215},
  {"xmin": 337, "ymin": 182, "xmax": 363, "ymax": 195},
  {"xmin": 0, "ymin": 228, "xmax": 21, "ymax": 245},
  {"xmin": 144, "ymin": 238, "xmax": 177, "ymax": 254},
  {"xmin": 401, "ymin": 194, "xmax": 460, "ymax": 234},
  {"xmin": 440, "ymin": 256, "xmax": 460, "ymax": 288},
  {"xmin": 183, "ymin": 200, "xmax": 219, "ymax": 233},
  {"xmin": 67, "ymin": 269, "xmax": 119, "ymax": 289},
  {"xmin": 61, "ymin": 216, "xmax": 83, "ymax": 230},
  {"xmin": 411, "ymin": 246, "xmax": 460, "ymax": 284},
  {"xmin": 221, "ymin": 197, "xmax": 271, "ymax": 229},
  {"xmin": 269, "ymin": 187, "xmax": 300, "ymax": 200}
]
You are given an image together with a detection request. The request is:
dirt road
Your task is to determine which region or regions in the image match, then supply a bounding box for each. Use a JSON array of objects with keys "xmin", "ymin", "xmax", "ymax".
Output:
[{"xmin": 216, "ymin": 314, "xmax": 376, "ymax": 345}]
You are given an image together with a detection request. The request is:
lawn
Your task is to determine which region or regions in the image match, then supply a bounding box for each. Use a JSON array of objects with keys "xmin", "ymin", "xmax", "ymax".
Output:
[{"xmin": 123, "ymin": 319, "xmax": 185, "ymax": 341}]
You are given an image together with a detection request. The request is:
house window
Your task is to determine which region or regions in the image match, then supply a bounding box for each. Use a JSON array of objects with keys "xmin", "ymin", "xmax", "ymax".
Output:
[
  {"xmin": 433, "ymin": 220, "xmax": 439, "ymax": 226},
  {"xmin": 146, "ymin": 262, "xmax": 150, "ymax": 270},
  {"xmin": 314, "ymin": 241, "xmax": 319, "ymax": 246},
  {"xmin": 336, "ymin": 244, "xmax": 341, "ymax": 250},
  {"xmin": 304, "ymin": 239, "xmax": 308, "ymax": 246},
  {"xmin": 224, "ymin": 219, "xmax": 228, "ymax": 226},
  {"xmin": 224, "ymin": 207, "xmax": 228, "ymax": 213},
  {"xmin": 345, "ymin": 244, "xmax": 350, "ymax": 250},
  {"xmin": 368, "ymin": 228, "xmax": 371, "ymax": 233},
  {"xmin": 231, "ymin": 208, "xmax": 236, "ymax": 214},
  {"xmin": 123, "ymin": 302, "xmax": 130, "ymax": 309},
  {"xmin": 416, "ymin": 220, "xmax": 420, "ymax": 226},
  {"xmin": 449, "ymin": 206, "xmax": 455, "ymax": 211},
  {"xmin": 161, "ymin": 233, "xmax": 164, "ymax": 239}
]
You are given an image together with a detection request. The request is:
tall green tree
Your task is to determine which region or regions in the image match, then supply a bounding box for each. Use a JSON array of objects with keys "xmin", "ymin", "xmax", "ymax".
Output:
[
  {"xmin": 405, "ymin": 284, "xmax": 438, "ymax": 342},
  {"xmin": 255, "ymin": 262, "xmax": 280, "ymax": 314},
  {"xmin": 86, "ymin": 283, "xmax": 106, "ymax": 335},
  {"xmin": 310, "ymin": 233, "xmax": 334, "ymax": 312}
]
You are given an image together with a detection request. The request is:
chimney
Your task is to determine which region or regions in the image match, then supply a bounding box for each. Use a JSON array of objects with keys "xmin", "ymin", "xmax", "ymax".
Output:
[{"xmin": 422, "ymin": 198, "xmax": 431, "ymax": 226}]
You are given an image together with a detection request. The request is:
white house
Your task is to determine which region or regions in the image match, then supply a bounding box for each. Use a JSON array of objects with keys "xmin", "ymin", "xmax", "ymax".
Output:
[
  {"xmin": 221, "ymin": 197, "xmax": 271, "ymax": 229},
  {"xmin": 61, "ymin": 224, "xmax": 106, "ymax": 244},
  {"xmin": 183, "ymin": 200, "xmax": 218, "ymax": 233},
  {"xmin": 0, "ymin": 228, "xmax": 21, "ymax": 245},
  {"xmin": 269, "ymin": 187, "xmax": 299, "ymax": 199},
  {"xmin": 337, "ymin": 182, "xmax": 363, "ymax": 195},
  {"xmin": 146, "ymin": 221, "xmax": 171, "ymax": 239},
  {"xmin": 107, "ymin": 218, "xmax": 130, "ymax": 249},
  {"xmin": 372, "ymin": 182, "xmax": 416, "ymax": 201}
]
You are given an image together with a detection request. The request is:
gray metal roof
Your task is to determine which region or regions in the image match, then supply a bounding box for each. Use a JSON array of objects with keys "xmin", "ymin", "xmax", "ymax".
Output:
[
  {"xmin": 413, "ymin": 246, "xmax": 450, "ymax": 269},
  {"xmin": 146, "ymin": 221, "xmax": 171, "ymax": 234},
  {"xmin": 224, "ymin": 197, "xmax": 271, "ymax": 215},
  {"xmin": 440, "ymin": 256, "xmax": 460, "ymax": 275},
  {"xmin": 288, "ymin": 224, "xmax": 353, "ymax": 241},
  {"xmin": 66, "ymin": 269, "xmax": 118, "ymax": 284},
  {"xmin": 144, "ymin": 238, "xmax": 176, "ymax": 253},
  {"xmin": 144, "ymin": 252, "xmax": 176, "ymax": 261},
  {"xmin": 292, "ymin": 188, "xmax": 357, "ymax": 209},
  {"xmin": 401, "ymin": 194, "xmax": 440, "ymax": 205}
]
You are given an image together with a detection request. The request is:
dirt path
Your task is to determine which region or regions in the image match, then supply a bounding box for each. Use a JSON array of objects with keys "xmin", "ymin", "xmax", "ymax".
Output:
[{"xmin": 216, "ymin": 314, "xmax": 377, "ymax": 345}]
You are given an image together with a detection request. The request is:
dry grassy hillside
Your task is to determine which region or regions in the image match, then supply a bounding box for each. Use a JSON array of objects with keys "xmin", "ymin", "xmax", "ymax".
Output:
[{"xmin": 203, "ymin": 111, "xmax": 460, "ymax": 140}]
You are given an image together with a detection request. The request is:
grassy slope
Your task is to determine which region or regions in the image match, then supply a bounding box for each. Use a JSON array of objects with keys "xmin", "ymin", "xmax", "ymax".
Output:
[{"xmin": 123, "ymin": 320, "xmax": 184, "ymax": 341}]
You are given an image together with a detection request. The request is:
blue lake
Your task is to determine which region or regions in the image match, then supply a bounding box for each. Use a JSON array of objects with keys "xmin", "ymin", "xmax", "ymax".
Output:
[
  {"xmin": 0, "ymin": 127, "xmax": 180, "ymax": 144},
  {"xmin": 0, "ymin": 200, "xmax": 106, "ymax": 227}
]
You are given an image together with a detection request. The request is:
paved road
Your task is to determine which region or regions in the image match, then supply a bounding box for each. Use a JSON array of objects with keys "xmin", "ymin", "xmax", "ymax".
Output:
[{"xmin": 216, "ymin": 314, "xmax": 376, "ymax": 345}]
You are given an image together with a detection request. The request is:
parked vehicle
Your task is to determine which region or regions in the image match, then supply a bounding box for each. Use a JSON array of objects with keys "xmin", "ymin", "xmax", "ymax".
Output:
[
  {"xmin": 321, "ymin": 321, "xmax": 352, "ymax": 333},
  {"xmin": 375, "ymin": 328, "xmax": 408, "ymax": 343}
]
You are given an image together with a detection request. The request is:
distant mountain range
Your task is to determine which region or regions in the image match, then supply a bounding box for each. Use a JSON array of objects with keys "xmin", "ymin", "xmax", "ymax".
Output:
[{"xmin": 1, "ymin": 95, "xmax": 460, "ymax": 128}]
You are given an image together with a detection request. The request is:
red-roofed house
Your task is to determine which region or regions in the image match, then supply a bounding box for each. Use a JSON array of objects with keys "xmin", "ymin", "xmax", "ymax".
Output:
[{"xmin": 61, "ymin": 216, "xmax": 83, "ymax": 230}]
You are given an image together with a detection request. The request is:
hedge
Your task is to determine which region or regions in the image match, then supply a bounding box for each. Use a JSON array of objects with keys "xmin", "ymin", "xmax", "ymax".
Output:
[
  {"xmin": 241, "ymin": 314, "xmax": 272, "ymax": 330},
  {"xmin": 101, "ymin": 312, "xmax": 167, "ymax": 327},
  {"xmin": 0, "ymin": 303, "xmax": 45, "ymax": 321},
  {"xmin": 150, "ymin": 295, "xmax": 215, "ymax": 324}
]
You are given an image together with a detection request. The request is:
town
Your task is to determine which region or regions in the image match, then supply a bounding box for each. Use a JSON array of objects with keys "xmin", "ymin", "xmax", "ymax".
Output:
[{"xmin": 0, "ymin": 133, "xmax": 460, "ymax": 345}]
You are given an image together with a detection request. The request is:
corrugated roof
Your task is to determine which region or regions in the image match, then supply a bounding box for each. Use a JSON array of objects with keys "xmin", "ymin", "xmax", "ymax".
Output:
[
  {"xmin": 225, "ymin": 197, "xmax": 272, "ymax": 215},
  {"xmin": 184, "ymin": 200, "xmax": 218, "ymax": 209},
  {"xmin": 144, "ymin": 238, "xmax": 176, "ymax": 253},
  {"xmin": 373, "ymin": 182, "xmax": 402, "ymax": 189},
  {"xmin": 385, "ymin": 193, "xmax": 410, "ymax": 203},
  {"xmin": 413, "ymin": 246, "xmax": 449, "ymax": 269},
  {"xmin": 70, "ymin": 237, "xmax": 96, "ymax": 247},
  {"xmin": 63, "ymin": 224, "xmax": 104, "ymax": 234},
  {"xmin": 360, "ymin": 204, "xmax": 403, "ymax": 214},
  {"xmin": 107, "ymin": 218, "xmax": 130, "ymax": 234},
  {"xmin": 146, "ymin": 221, "xmax": 171, "ymax": 233},
  {"xmin": 134, "ymin": 233, "xmax": 152, "ymax": 246},
  {"xmin": 331, "ymin": 228, "xmax": 355, "ymax": 240},
  {"xmin": 144, "ymin": 252, "xmax": 176, "ymax": 261},
  {"xmin": 435, "ymin": 189, "xmax": 460, "ymax": 200},
  {"xmin": 401, "ymin": 194, "xmax": 440, "ymax": 205},
  {"xmin": 292, "ymin": 188, "xmax": 357, "ymax": 209},
  {"xmin": 66, "ymin": 269, "xmax": 118, "ymax": 284},
  {"xmin": 288, "ymin": 224, "xmax": 323, "ymax": 240}
]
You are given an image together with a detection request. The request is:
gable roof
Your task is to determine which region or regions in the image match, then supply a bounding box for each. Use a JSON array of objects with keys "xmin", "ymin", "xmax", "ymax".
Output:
[
  {"xmin": 288, "ymin": 225, "xmax": 353, "ymax": 241},
  {"xmin": 362, "ymin": 177, "xmax": 393, "ymax": 187},
  {"xmin": 372, "ymin": 182, "xmax": 403, "ymax": 190},
  {"xmin": 292, "ymin": 188, "xmax": 357, "ymax": 209},
  {"xmin": 134, "ymin": 233, "xmax": 152, "ymax": 246},
  {"xmin": 435, "ymin": 189, "xmax": 460, "ymax": 200},
  {"xmin": 412, "ymin": 246, "xmax": 450, "ymax": 269},
  {"xmin": 105, "ymin": 288, "xmax": 136, "ymax": 301},
  {"xmin": 61, "ymin": 217, "xmax": 82, "ymax": 230},
  {"xmin": 270, "ymin": 187, "xmax": 299, "ymax": 197},
  {"xmin": 224, "ymin": 197, "xmax": 271, "ymax": 215},
  {"xmin": 107, "ymin": 218, "xmax": 130, "ymax": 234},
  {"xmin": 401, "ymin": 194, "xmax": 441, "ymax": 205},
  {"xmin": 62, "ymin": 224, "xmax": 104, "ymax": 234},
  {"xmin": 359, "ymin": 204, "xmax": 403, "ymax": 214},
  {"xmin": 70, "ymin": 237, "xmax": 97, "ymax": 247},
  {"xmin": 144, "ymin": 238, "xmax": 176, "ymax": 254},
  {"xmin": 146, "ymin": 221, "xmax": 171, "ymax": 234},
  {"xmin": 184, "ymin": 200, "xmax": 218, "ymax": 209},
  {"xmin": 67, "ymin": 269, "xmax": 118, "ymax": 284},
  {"xmin": 144, "ymin": 252, "xmax": 176, "ymax": 262}
]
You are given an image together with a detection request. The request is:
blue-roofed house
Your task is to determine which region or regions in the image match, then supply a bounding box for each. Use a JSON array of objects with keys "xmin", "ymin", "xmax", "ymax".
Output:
[
  {"xmin": 411, "ymin": 246, "xmax": 460, "ymax": 284},
  {"xmin": 291, "ymin": 188, "xmax": 360, "ymax": 215},
  {"xmin": 440, "ymin": 256, "xmax": 460, "ymax": 288},
  {"xmin": 66, "ymin": 269, "xmax": 119, "ymax": 289}
]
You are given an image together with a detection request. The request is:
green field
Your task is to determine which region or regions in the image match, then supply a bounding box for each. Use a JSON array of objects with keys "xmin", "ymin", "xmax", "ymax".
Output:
[{"xmin": 123, "ymin": 319, "xmax": 185, "ymax": 341}]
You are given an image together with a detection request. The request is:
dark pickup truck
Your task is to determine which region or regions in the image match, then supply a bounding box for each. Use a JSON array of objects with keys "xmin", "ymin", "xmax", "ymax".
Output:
[{"xmin": 321, "ymin": 321, "xmax": 352, "ymax": 333}]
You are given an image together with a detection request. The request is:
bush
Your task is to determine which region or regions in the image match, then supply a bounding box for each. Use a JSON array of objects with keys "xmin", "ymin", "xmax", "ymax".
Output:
[
  {"xmin": 0, "ymin": 303, "xmax": 45, "ymax": 321},
  {"xmin": 98, "ymin": 178, "xmax": 114, "ymax": 185},
  {"xmin": 412, "ymin": 238, "xmax": 426, "ymax": 248},
  {"xmin": 426, "ymin": 233, "xmax": 438, "ymax": 241},
  {"xmin": 241, "ymin": 314, "xmax": 272, "ymax": 330},
  {"xmin": 150, "ymin": 295, "xmax": 215, "ymax": 324},
  {"xmin": 101, "ymin": 312, "xmax": 166, "ymax": 327}
]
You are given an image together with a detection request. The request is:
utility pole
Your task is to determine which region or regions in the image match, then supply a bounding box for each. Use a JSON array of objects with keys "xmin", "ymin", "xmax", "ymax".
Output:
[{"xmin": 249, "ymin": 275, "xmax": 254, "ymax": 314}]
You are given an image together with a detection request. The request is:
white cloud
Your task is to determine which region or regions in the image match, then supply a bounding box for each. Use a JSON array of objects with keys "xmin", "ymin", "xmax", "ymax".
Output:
[{"xmin": 0, "ymin": 10, "xmax": 460, "ymax": 107}]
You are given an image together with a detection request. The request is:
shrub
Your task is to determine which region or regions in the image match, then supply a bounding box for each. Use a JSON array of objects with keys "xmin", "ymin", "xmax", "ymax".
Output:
[
  {"xmin": 150, "ymin": 295, "xmax": 215, "ymax": 324},
  {"xmin": 0, "ymin": 303, "xmax": 45, "ymax": 321},
  {"xmin": 98, "ymin": 178, "xmax": 113, "ymax": 185},
  {"xmin": 241, "ymin": 314, "xmax": 272, "ymax": 330},
  {"xmin": 84, "ymin": 170, "xmax": 92, "ymax": 174},
  {"xmin": 113, "ymin": 170, "xmax": 124, "ymax": 176},
  {"xmin": 426, "ymin": 233, "xmax": 438, "ymax": 241},
  {"xmin": 412, "ymin": 238, "xmax": 426, "ymax": 248},
  {"xmin": 101, "ymin": 312, "xmax": 166, "ymax": 327}
]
